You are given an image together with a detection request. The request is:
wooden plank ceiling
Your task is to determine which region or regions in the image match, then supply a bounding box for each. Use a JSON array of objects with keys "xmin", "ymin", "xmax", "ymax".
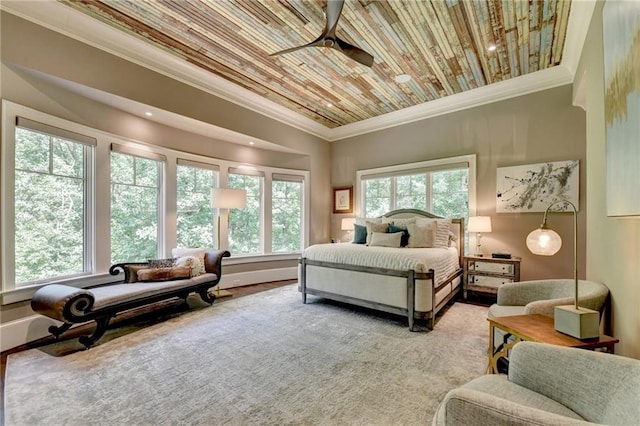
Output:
[{"xmin": 59, "ymin": 0, "xmax": 571, "ymax": 129}]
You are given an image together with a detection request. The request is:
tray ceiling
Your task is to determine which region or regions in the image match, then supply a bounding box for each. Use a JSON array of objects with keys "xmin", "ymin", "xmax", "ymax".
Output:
[{"xmin": 57, "ymin": 0, "xmax": 574, "ymax": 131}]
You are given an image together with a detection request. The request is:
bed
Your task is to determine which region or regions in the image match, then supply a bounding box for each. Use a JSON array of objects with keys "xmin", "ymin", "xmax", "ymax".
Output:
[{"xmin": 299, "ymin": 209, "xmax": 464, "ymax": 330}]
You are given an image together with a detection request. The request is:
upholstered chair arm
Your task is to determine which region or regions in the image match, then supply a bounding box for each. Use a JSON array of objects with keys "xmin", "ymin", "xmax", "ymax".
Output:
[
  {"xmin": 524, "ymin": 297, "xmax": 575, "ymax": 316},
  {"xmin": 432, "ymin": 387, "xmax": 589, "ymax": 426},
  {"xmin": 31, "ymin": 284, "xmax": 95, "ymax": 322},
  {"xmin": 496, "ymin": 280, "xmax": 571, "ymax": 306},
  {"xmin": 509, "ymin": 342, "xmax": 640, "ymax": 425},
  {"xmin": 203, "ymin": 249, "xmax": 231, "ymax": 277}
]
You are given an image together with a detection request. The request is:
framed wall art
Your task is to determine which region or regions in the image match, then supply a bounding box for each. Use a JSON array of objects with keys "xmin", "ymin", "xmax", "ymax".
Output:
[
  {"xmin": 333, "ymin": 186, "xmax": 353, "ymax": 214},
  {"xmin": 603, "ymin": 0, "xmax": 640, "ymax": 217},
  {"xmin": 496, "ymin": 160, "xmax": 579, "ymax": 213}
]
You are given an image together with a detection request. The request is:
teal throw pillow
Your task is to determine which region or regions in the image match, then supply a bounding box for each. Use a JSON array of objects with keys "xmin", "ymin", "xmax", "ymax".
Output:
[
  {"xmin": 388, "ymin": 224, "xmax": 409, "ymax": 247},
  {"xmin": 352, "ymin": 224, "xmax": 367, "ymax": 244}
]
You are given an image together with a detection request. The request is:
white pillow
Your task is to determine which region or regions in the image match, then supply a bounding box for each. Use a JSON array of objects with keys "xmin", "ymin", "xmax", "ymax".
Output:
[
  {"xmin": 416, "ymin": 218, "xmax": 451, "ymax": 248},
  {"xmin": 369, "ymin": 232, "xmax": 402, "ymax": 248},
  {"xmin": 406, "ymin": 222, "xmax": 436, "ymax": 248},
  {"xmin": 381, "ymin": 217, "xmax": 416, "ymax": 226},
  {"xmin": 172, "ymin": 247, "xmax": 206, "ymax": 275},
  {"xmin": 175, "ymin": 255, "xmax": 203, "ymax": 277},
  {"xmin": 356, "ymin": 217, "xmax": 381, "ymax": 226}
]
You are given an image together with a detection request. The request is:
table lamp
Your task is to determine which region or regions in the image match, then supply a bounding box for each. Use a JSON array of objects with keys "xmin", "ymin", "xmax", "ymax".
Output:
[
  {"xmin": 341, "ymin": 218, "xmax": 356, "ymax": 242},
  {"xmin": 526, "ymin": 199, "xmax": 599, "ymax": 339},
  {"xmin": 468, "ymin": 216, "xmax": 492, "ymax": 257},
  {"xmin": 211, "ymin": 187, "xmax": 246, "ymax": 297}
]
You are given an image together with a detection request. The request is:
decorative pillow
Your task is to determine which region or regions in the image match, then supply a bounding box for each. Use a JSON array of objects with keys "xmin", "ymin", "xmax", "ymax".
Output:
[
  {"xmin": 406, "ymin": 222, "xmax": 436, "ymax": 248},
  {"xmin": 172, "ymin": 247, "xmax": 206, "ymax": 275},
  {"xmin": 137, "ymin": 266, "xmax": 191, "ymax": 282},
  {"xmin": 388, "ymin": 224, "xmax": 409, "ymax": 247},
  {"xmin": 382, "ymin": 217, "xmax": 416, "ymax": 227},
  {"xmin": 355, "ymin": 217, "xmax": 381, "ymax": 226},
  {"xmin": 416, "ymin": 218, "xmax": 451, "ymax": 248},
  {"xmin": 352, "ymin": 224, "xmax": 367, "ymax": 244},
  {"xmin": 125, "ymin": 264, "xmax": 149, "ymax": 283},
  {"xmin": 365, "ymin": 221, "xmax": 388, "ymax": 245},
  {"xmin": 147, "ymin": 257, "xmax": 176, "ymax": 269},
  {"xmin": 448, "ymin": 229, "xmax": 459, "ymax": 247},
  {"xmin": 369, "ymin": 231, "xmax": 402, "ymax": 248},
  {"xmin": 175, "ymin": 255, "xmax": 203, "ymax": 278}
]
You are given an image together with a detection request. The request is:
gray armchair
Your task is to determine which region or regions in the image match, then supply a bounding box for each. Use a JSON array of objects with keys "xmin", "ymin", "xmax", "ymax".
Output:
[
  {"xmin": 433, "ymin": 341, "xmax": 640, "ymax": 425},
  {"xmin": 488, "ymin": 279, "xmax": 609, "ymax": 318}
]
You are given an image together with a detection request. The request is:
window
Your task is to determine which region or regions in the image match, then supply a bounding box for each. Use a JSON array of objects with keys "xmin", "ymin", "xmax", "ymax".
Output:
[
  {"xmin": 176, "ymin": 160, "xmax": 218, "ymax": 248},
  {"xmin": 110, "ymin": 146, "xmax": 165, "ymax": 264},
  {"xmin": 228, "ymin": 171, "xmax": 263, "ymax": 255},
  {"xmin": 272, "ymin": 174, "xmax": 303, "ymax": 252},
  {"xmin": 358, "ymin": 155, "xmax": 475, "ymax": 225},
  {"xmin": 12, "ymin": 118, "xmax": 95, "ymax": 286}
]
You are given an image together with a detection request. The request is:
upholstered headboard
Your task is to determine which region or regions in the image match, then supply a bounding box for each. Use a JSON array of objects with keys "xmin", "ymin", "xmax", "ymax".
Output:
[{"xmin": 381, "ymin": 209, "xmax": 465, "ymax": 266}]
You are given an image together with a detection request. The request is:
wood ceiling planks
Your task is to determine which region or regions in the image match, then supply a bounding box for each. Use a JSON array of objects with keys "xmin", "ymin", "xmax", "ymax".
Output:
[{"xmin": 59, "ymin": 0, "xmax": 571, "ymax": 128}]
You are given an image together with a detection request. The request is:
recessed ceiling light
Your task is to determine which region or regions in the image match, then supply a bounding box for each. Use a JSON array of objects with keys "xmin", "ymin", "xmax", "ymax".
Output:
[
  {"xmin": 327, "ymin": 102, "xmax": 333, "ymax": 108},
  {"xmin": 144, "ymin": 111, "xmax": 153, "ymax": 116},
  {"xmin": 249, "ymin": 141, "xmax": 255, "ymax": 145},
  {"xmin": 488, "ymin": 44, "xmax": 497, "ymax": 52},
  {"xmin": 395, "ymin": 74, "xmax": 412, "ymax": 84}
]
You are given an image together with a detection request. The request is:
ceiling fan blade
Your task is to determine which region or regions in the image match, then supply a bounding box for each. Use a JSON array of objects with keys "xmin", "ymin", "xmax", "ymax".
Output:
[
  {"xmin": 325, "ymin": 0, "xmax": 345, "ymax": 37},
  {"xmin": 335, "ymin": 37, "xmax": 374, "ymax": 67},
  {"xmin": 270, "ymin": 37, "xmax": 325, "ymax": 57}
]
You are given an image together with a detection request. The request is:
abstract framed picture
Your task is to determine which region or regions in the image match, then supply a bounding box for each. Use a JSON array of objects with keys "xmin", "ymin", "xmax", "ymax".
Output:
[
  {"xmin": 496, "ymin": 160, "xmax": 579, "ymax": 213},
  {"xmin": 333, "ymin": 186, "xmax": 353, "ymax": 214},
  {"xmin": 603, "ymin": 0, "xmax": 640, "ymax": 217}
]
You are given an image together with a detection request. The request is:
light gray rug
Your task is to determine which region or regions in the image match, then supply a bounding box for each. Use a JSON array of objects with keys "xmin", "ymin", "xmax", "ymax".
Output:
[{"xmin": 5, "ymin": 284, "xmax": 489, "ymax": 425}]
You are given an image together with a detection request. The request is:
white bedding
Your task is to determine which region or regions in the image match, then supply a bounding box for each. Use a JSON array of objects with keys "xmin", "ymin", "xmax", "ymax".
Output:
[{"xmin": 302, "ymin": 243, "xmax": 459, "ymax": 286}]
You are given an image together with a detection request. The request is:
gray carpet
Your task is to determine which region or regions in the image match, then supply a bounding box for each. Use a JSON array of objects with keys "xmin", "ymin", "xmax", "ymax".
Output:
[{"xmin": 5, "ymin": 284, "xmax": 489, "ymax": 425}]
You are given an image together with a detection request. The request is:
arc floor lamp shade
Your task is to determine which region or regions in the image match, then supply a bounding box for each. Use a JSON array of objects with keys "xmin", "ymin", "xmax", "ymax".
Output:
[{"xmin": 210, "ymin": 188, "xmax": 247, "ymax": 209}]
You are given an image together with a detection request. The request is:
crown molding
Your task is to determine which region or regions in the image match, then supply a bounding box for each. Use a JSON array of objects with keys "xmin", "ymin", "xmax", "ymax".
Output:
[{"xmin": 1, "ymin": 0, "xmax": 593, "ymax": 143}]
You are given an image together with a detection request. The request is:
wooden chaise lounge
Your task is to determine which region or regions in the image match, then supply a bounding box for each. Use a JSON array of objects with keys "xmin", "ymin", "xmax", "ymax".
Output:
[{"xmin": 31, "ymin": 249, "xmax": 230, "ymax": 348}]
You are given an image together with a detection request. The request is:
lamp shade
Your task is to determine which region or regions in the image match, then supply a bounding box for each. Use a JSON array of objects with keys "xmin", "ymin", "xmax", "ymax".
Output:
[
  {"xmin": 468, "ymin": 216, "xmax": 492, "ymax": 233},
  {"xmin": 526, "ymin": 228, "xmax": 562, "ymax": 255},
  {"xmin": 211, "ymin": 188, "xmax": 247, "ymax": 209},
  {"xmin": 341, "ymin": 218, "xmax": 356, "ymax": 231}
]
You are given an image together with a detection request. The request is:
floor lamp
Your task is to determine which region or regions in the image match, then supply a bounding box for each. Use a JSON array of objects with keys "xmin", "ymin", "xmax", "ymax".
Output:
[
  {"xmin": 211, "ymin": 187, "xmax": 247, "ymax": 298},
  {"xmin": 525, "ymin": 199, "xmax": 599, "ymax": 339}
]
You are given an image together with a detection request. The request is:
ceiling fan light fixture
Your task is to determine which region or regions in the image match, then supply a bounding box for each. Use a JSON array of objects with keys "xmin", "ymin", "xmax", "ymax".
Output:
[{"xmin": 395, "ymin": 74, "xmax": 412, "ymax": 84}]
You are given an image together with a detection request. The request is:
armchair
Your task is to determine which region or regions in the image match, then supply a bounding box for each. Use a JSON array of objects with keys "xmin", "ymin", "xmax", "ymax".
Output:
[
  {"xmin": 433, "ymin": 341, "xmax": 640, "ymax": 425},
  {"xmin": 488, "ymin": 279, "xmax": 609, "ymax": 319}
]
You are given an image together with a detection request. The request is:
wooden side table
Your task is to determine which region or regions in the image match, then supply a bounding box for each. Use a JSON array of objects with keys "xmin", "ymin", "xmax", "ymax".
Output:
[
  {"xmin": 487, "ymin": 314, "xmax": 619, "ymax": 374},
  {"xmin": 463, "ymin": 255, "xmax": 521, "ymax": 300}
]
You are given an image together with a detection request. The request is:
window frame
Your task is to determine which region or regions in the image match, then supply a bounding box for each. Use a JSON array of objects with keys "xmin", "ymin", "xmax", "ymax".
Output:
[
  {"xmin": 356, "ymin": 155, "xmax": 477, "ymax": 218},
  {"xmin": 1, "ymin": 101, "xmax": 310, "ymax": 303}
]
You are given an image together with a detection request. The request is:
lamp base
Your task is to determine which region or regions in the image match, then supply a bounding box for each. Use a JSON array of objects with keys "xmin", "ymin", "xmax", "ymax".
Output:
[
  {"xmin": 212, "ymin": 288, "xmax": 233, "ymax": 299},
  {"xmin": 554, "ymin": 305, "xmax": 599, "ymax": 339}
]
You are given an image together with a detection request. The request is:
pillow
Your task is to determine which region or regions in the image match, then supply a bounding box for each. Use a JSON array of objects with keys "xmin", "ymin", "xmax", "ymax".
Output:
[
  {"xmin": 448, "ymin": 229, "xmax": 459, "ymax": 247},
  {"xmin": 365, "ymin": 221, "xmax": 388, "ymax": 245},
  {"xmin": 147, "ymin": 257, "xmax": 176, "ymax": 269},
  {"xmin": 355, "ymin": 217, "xmax": 381, "ymax": 226},
  {"xmin": 175, "ymin": 255, "xmax": 203, "ymax": 278},
  {"xmin": 388, "ymin": 224, "xmax": 409, "ymax": 247},
  {"xmin": 137, "ymin": 266, "xmax": 191, "ymax": 282},
  {"xmin": 352, "ymin": 224, "xmax": 367, "ymax": 244},
  {"xmin": 382, "ymin": 217, "xmax": 416, "ymax": 227},
  {"xmin": 416, "ymin": 218, "xmax": 451, "ymax": 248},
  {"xmin": 369, "ymin": 232, "xmax": 402, "ymax": 248},
  {"xmin": 406, "ymin": 222, "xmax": 436, "ymax": 248},
  {"xmin": 125, "ymin": 264, "xmax": 149, "ymax": 283},
  {"xmin": 172, "ymin": 247, "xmax": 206, "ymax": 275}
]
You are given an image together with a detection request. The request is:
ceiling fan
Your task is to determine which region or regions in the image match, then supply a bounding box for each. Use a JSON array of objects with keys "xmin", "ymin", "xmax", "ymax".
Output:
[{"xmin": 270, "ymin": 0, "xmax": 375, "ymax": 67}]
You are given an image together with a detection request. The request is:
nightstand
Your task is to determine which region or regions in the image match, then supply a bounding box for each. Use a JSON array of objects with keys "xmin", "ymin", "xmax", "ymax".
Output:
[{"xmin": 463, "ymin": 255, "xmax": 521, "ymax": 300}]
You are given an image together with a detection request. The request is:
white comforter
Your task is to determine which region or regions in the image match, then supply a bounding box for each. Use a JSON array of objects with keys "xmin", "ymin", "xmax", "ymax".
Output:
[{"xmin": 302, "ymin": 243, "xmax": 459, "ymax": 285}]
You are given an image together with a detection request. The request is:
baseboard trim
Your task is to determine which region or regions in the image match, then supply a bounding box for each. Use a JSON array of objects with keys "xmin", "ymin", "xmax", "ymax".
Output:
[
  {"xmin": 216, "ymin": 267, "xmax": 297, "ymax": 289},
  {"xmin": 1, "ymin": 267, "xmax": 298, "ymax": 352}
]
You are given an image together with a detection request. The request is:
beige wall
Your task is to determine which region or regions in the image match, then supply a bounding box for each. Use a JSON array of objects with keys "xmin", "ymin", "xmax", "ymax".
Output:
[
  {"xmin": 577, "ymin": 3, "xmax": 640, "ymax": 359},
  {"xmin": 331, "ymin": 85, "xmax": 587, "ymax": 282}
]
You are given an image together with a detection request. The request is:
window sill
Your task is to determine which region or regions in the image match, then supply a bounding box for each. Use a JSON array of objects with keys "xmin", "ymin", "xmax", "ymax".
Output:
[{"xmin": 223, "ymin": 252, "xmax": 301, "ymax": 265}]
